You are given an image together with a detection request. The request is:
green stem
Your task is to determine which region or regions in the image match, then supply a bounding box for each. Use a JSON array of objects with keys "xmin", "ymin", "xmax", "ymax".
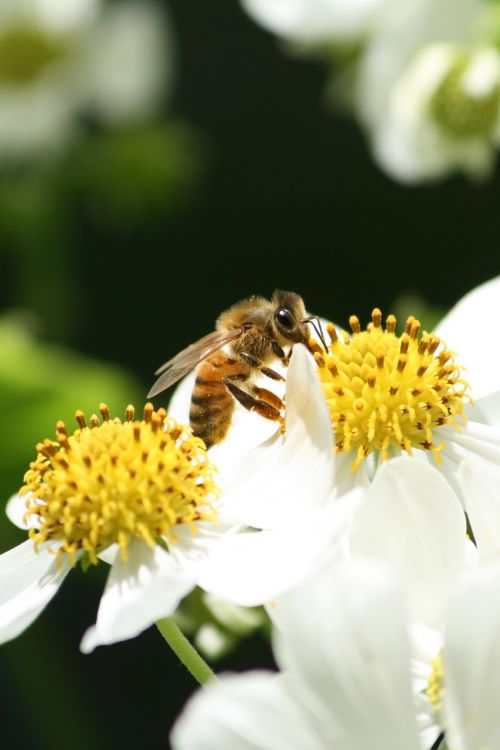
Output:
[{"xmin": 156, "ymin": 617, "xmax": 216, "ymax": 686}]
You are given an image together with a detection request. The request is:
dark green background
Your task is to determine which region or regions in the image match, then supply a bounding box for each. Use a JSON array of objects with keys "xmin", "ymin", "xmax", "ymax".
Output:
[{"xmin": 1, "ymin": 1, "xmax": 499, "ymax": 748}]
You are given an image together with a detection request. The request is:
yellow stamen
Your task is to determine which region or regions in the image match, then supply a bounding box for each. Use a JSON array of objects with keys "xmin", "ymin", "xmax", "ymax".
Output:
[
  {"xmin": 20, "ymin": 404, "xmax": 219, "ymax": 567},
  {"xmin": 426, "ymin": 652, "xmax": 444, "ymax": 713},
  {"xmin": 317, "ymin": 310, "xmax": 471, "ymax": 469}
]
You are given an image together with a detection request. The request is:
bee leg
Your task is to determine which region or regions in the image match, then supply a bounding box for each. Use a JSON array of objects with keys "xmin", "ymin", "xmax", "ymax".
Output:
[
  {"xmin": 252, "ymin": 386, "xmax": 283, "ymax": 412},
  {"xmin": 239, "ymin": 352, "xmax": 285, "ymax": 382},
  {"xmin": 223, "ymin": 378, "xmax": 284, "ymax": 426},
  {"xmin": 282, "ymin": 346, "xmax": 294, "ymax": 366},
  {"xmin": 271, "ymin": 341, "xmax": 286, "ymax": 359}
]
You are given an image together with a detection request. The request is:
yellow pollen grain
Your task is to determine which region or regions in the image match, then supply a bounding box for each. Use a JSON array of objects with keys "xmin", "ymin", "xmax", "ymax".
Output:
[
  {"xmin": 426, "ymin": 653, "xmax": 444, "ymax": 713},
  {"xmin": 315, "ymin": 308, "xmax": 471, "ymax": 470},
  {"xmin": 20, "ymin": 404, "xmax": 219, "ymax": 567}
]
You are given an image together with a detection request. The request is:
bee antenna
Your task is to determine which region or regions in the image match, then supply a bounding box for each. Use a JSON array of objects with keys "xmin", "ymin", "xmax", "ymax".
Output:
[{"xmin": 302, "ymin": 316, "xmax": 328, "ymax": 353}]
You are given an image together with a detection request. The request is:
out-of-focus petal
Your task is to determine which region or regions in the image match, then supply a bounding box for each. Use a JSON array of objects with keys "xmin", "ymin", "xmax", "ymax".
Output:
[
  {"xmin": 274, "ymin": 561, "xmax": 421, "ymax": 750},
  {"xmin": 172, "ymin": 672, "xmax": 315, "ymax": 750},
  {"xmin": 242, "ymin": 0, "xmax": 388, "ymax": 43},
  {"xmin": 459, "ymin": 459, "xmax": 500, "ymax": 559},
  {"xmin": 350, "ymin": 456, "xmax": 467, "ymax": 625},
  {"xmin": 85, "ymin": 1, "xmax": 172, "ymax": 123},
  {"xmin": 444, "ymin": 565, "xmax": 500, "ymax": 750}
]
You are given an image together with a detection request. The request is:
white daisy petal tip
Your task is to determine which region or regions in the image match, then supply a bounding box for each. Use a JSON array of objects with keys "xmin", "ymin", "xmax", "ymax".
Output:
[
  {"xmin": 79, "ymin": 541, "xmax": 196, "ymax": 653},
  {"xmin": 5, "ymin": 493, "xmax": 29, "ymax": 530},
  {"xmin": 0, "ymin": 540, "xmax": 70, "ymax": 645}
]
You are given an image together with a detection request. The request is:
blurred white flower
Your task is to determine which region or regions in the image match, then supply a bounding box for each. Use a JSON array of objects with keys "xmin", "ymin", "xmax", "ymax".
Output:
[
  {"xmin": 370, "ymin": 43, "xmax": 500, "ymax": 181},
  {"xmin": 172, "ymin": 562, "xmax": 422, "ymax": 750},
  {"xmin": 412, "ymin": 564, "xmax": 500, "ymax": 750},
  {"xmin": 172, "ymin": 557, "xmax": 500, "ymax": 750},
  {"xmin": 242, "ymin": 0, "xmax": 500, "ymax": 182},
  {"xmin": 354, "ymin": 0, "xmax": 496, "ymax": 181},
  {"xmin": 0, "ymin": 0, "xmax": 171, "ymax": 160}
]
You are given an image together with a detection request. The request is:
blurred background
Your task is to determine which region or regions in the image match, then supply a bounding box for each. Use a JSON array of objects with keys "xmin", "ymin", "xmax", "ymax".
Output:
[{"xmin": 0, "ymin": 0, "xmax": 499, "ymax": 747}]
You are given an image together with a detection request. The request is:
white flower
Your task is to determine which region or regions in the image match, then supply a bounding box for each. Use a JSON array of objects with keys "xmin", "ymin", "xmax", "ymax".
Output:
[
  {"xmin": 171, "ymin": 561, "xmax": 422, "ymax": 750},
  {"xmin": 411, "ymin": 563, "xmax": 500, "ymax": 750},
  {"xmin": 0, "ymin": 401, "xmax": 352, "ymax": 651},
  {"xmin": 172, "ymin": 556, "xmax": 500, "ymax": 750},
  {"xmin": 356, "ymin": 0, "xmax": 496, "ymax": 181},
  {"xmin": 241, "ymin": 0, "xmax": 391, "ymax": 44},
  {"xmin": 174, "ymin": 276, "xmax": 500, "ymax": 622},
  {"xmin": 1, "ymin": 407, "xmax": 219, "ymax": 651},
  {"xmin": 372, "ymin": 43, "xmax": 500, "ymax": 182},
  {"xmin": 0, "ymin": 0, "xmax": 171, "ymax": 160}
]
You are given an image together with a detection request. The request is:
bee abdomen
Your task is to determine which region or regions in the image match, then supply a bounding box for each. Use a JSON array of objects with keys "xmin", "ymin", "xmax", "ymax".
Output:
[{"xmin": 190, "ymin": 356, "xmax": 247, "ymax": 448}]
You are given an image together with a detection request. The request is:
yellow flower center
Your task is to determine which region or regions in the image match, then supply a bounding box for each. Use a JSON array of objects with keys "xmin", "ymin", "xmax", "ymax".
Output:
[
  {"xmin": 20, "ymin": 404, "xmax": 218, "ymax": 566},
  {"xmin": 313, "ymin": 309, "xmax": 470, "ymax": 470},
  {"xmin": 0, "ymin": 27, "xmax": 67, "ymax": 86},
  {"xmin": 426, "ymin": 652, "xmax": 445, "ymax": 713}
]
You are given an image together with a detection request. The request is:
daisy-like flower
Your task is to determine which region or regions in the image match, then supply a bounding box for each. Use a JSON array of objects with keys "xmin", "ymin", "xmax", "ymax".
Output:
[
  {"xmin": 172, "ymin": 556, "xmax": 500, "ymax": 750},
  {"xmin": 410, "ymin": 562, "xmax": 500, "ymax": 750},
  {"xmin": 368, "ymin": 42, "xmax": 500, "ymax": 182},
  {"xmin": 0, "ymin": 0, "xmax": 170, "ymax": 160},
  {"xmin": 1, "ymin": 398, "xmax": 353, "ymax": 651},
  {"xmin": 356, "ymin": 0, "xmax": 495, "ymax": 182},
  {"xmin": 172, "ymin": 560, "xmax": 422, "ymax": 750},
  {"xmin": 170, "ymin": 276, "xmax": 500, "ymax": 622},
  {"xmin": 2, "ymin": 404, "xmax": 219, "ymax": 652}
]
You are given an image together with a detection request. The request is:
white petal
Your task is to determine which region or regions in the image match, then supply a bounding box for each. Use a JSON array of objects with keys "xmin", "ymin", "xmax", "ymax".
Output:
[
  {"xmin": 34, "ymin": 0, "xmax": 100, "ymax": 33},
  {"xmin": 168, "ymin": 370, "xmax": 284, "ymax": 482},
  {"xmin": 171, "ymin": 672, "xmax": 317, "ymax": 750},
  {"xmin": 350, "ymin": 456, "xmax": 467, "ymax": 626},
  {"xmin": 273, "ymin": 561, "xmax": 421, "ymax": 750},
  {"xmin": 472, "ymin": 390, "xmax": 500, "ymax": 427},
  {"xmin": 446, "ymin": 420, "xmax": 500, "ymax": 464},
  {"xmin": 459, "ymin": 459, "xmax": 500, "ymax": 559},
  {"xmin": 5, "ymin": 494, "xmax": 29, "ymax": 530},
  {"xmin": 97, "ymin": 544, "xmax": 118, "ymax": 565},
  {"xmin": 242, "ymin": 0, "xmax": 387, "ymax": 43},
  {"xmin": 167, "ymin": 370, "xmax": 196, "ymax": 425},
  {"xmin": 197, "ymin": 497, "xmax": 359, "ymax": 606},
  {"xmin": 219, "ymin": 345, "xmax": 334, "ymax": 528},
  {"xmin": 80, "ymin": 540, "xmax": 195, "ymax": 652},
  {"xmin": 444, "ymin": 565, "xmax": 500, "ymax": 750},
  {"xmin": 435, "ymin": 275, "xmax": 500, "ymax": 401},
  {"xmin": 84, "ymin": 2, "xmax": 171, "ymax": 124},
  {"xmin": 0, "ymin": 540, "xmax": 69, "ymax": 644}
]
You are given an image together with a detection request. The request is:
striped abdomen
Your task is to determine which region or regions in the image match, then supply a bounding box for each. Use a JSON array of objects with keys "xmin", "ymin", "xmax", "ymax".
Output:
[{"xmin": 189, "ymin": 353, "xmax": 249, "ymax": 448}]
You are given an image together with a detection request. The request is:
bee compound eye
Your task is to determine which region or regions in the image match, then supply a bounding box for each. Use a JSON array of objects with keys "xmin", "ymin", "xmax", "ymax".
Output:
[{"xmin": 276, "ymin": 306, "xmax": 295, "ymax": 331}]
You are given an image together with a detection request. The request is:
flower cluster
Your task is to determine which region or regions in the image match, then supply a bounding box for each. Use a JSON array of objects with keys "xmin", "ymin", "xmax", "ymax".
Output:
[
  {"xmin": 3, "ymin": 275, "xmax": 500, "ymax": 749},
  {"xmin": 241, "ymin": 0, "xmax": 500, "ymax": 183},
  {"xmin": 0, "ymin": 0, "xmax": 171, "ymax": 161}
]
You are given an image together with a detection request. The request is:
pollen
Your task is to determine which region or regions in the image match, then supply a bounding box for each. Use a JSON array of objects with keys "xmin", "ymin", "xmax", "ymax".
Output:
[
  {"xmin": 312, "ymin": 309, "xmax": 470, "ymax": 470},
  {"xmin": 20, "ymin": 404, "xmax": 218, "ymax": 567},
  {"xmin": 426, "ymin": 652, "xmax": 444, "ymax": 713}
]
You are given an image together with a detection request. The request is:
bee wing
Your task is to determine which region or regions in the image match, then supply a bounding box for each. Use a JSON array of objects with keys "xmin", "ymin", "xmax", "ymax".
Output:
[{"xmin": 147, "ymin": 328, "xmax": 243, "ymax": 398}]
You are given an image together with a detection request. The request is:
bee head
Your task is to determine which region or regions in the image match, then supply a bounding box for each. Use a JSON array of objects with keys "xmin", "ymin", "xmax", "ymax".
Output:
[{"xmin": 271, "ymin": 290, "xmax": 309, "ymax": 344}]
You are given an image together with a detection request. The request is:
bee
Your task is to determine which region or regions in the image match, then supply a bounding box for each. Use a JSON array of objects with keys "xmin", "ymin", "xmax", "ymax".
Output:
[{"xmin": 147, "ymin": 290, "xmax": 326, "ymax": 448}]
